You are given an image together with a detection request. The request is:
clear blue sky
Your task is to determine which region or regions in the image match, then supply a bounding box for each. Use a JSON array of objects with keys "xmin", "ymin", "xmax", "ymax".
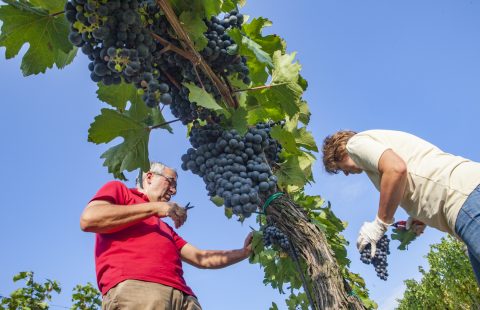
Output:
[{"xmin": 1, "ymin": 1, "xmax": 480, "ymax": 309}]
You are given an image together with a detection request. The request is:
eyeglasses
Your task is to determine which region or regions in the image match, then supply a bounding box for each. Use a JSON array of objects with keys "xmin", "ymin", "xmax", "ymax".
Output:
[{"xmin": 152, "ymin": 172, "xmax": 177, "ymax": 189}]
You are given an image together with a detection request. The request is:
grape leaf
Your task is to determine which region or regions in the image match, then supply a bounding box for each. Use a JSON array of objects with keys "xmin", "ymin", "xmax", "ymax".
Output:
[
  {"xmin": 203, "ymin": 0, "xmax": 221, "ymax": 16},
  {"xmin": 267, "ymin": 51, "xmax": 303, "ymax": 116},
  {"xmin": 269, "ymin": 126, "xmax": 301, "ymax": 155},
  {"xmin": 242, "ymin": 17, "xmax": 286, "ymax": 56},
  {"xmin": 184, "ymin": 82, "xmax": 230, "ymax": 117},
  {"xmin": 96, "ymin": 82, "xmax": 172, "ymax": 132},
  {"xmin": 179, "ymin": 11, "xmax": 208, "ymax": 51},
  {"xmin": 246, "ymin": 102, "xmax": 284, "ymax": 124},
  {"xmin": 0, "ymin": 0, "xmax": 75, "ymax": 75},
  {"xmin": 292, "ymin": 127, "xmax": 318, "ymax": 152},
  {"xmin": 230, "ymin": 106, "xmax": 248, "ymax": 135},
  {"xmin": 221, "ymin": 0, "xmax": 242, "ymax": 12},
  {"xmin": 88, "ymin": 108, "xmax": 150, "ymax": 180},
  {"xmin": 228, "ymin": 28, "xmax": 271, "ymax": 84},
  {"xmin": 29, "ymin": 0, "xmax": 64, "ymax": 12},
  {"xmin": 297, "ymin": 100, "xmax": 311, "ymax": 125},
  {"xmin": 275, "ymin": 155, "xmax": 308, "ymax": 188},
  {"xmin": 391, "ymin": 228, "xmax": 417, "ymax": 250}
]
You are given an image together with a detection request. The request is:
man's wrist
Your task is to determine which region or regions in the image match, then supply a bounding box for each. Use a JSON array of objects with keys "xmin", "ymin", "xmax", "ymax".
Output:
[{"xmin": 375, "ymin": 215, "xmax": 394, "ymax": 230}]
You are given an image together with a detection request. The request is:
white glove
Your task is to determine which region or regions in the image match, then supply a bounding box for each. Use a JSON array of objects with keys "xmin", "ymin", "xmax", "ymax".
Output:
[{"xmin": 357, "ymin": 216, "xmax": 393, "ymax": 257}]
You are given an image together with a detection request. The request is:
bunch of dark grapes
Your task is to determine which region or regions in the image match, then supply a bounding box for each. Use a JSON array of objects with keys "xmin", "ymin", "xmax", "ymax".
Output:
[
  {"xmin": 66, "ymin": 0, "xmax": 253, "ymax": 126},
  {"xmin": 64, "ymin": 0, "xmax": 174, "ymax": 107},
  {"xmin": 180, "ymin": 122, "xmax": 282, "ymax": 218},
  {"xmin": 202, "ymin": 11, "xmax": 250, "ymax": 84},
  {"xmin": 263, "ymin": 225, "xmax": 290, "ymax": 251},
  {"xmin": 360, "ymin": 235, "xmax": 390, "ymax": 280}
]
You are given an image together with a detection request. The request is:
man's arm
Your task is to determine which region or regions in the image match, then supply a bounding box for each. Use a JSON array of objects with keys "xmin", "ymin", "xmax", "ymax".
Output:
[
  {"xmin": 377, "ymin": 149, "xmax": 408, "ymax": 223},
  {"xmin": 80, "ymin": 200, "xmax": 185, "ymax": 233},
  {"xmin": 180, "ymin": 233, "xmax": 253, "ymax": 269}
]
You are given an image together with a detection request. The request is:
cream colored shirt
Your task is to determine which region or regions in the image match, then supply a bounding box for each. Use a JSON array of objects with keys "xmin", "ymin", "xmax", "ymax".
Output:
[{"xmin": 346, "ymin": 130, "xmax": 480, "ymax": 235}]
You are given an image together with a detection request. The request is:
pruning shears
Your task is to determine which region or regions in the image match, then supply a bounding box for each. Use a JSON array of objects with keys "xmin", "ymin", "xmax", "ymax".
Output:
[{"xmin": 185, "ymin": 202, "xmax": 195, "ymax": 210}]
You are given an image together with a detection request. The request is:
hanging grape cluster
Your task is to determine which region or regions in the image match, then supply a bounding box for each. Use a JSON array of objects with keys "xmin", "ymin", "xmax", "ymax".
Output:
[
  {"xmin": 65, "ymin": 0, "xmax": 248, "ymax": 125},
  {"xmin": 360, "ymin": 235, "xmax": 390, "ymax": 280},
  {"xmin": 263, "ymin": 225, "xmax": 290, "ymax": 251},
  {"xmin": 181, "ymin": 121, "xmax": 283, "ymax": 218},
  {"xmin": 202, "ymin": 13, "xmax": 250, "ymax": 84}
]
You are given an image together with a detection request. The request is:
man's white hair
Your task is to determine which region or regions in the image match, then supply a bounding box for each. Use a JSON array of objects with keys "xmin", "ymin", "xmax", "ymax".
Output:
[{"xmin": 136, "ymin": 162, "xmax": 177, "ymax": 189}]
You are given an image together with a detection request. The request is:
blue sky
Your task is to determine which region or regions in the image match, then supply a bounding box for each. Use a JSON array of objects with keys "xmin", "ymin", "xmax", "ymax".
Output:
[{"xmin": 1, "ymin": 1, "xmax": 480, "ymax": 309}]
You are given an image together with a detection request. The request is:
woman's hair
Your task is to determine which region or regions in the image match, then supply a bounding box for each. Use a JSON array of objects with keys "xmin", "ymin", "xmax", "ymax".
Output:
[{"xmin": 322, "ymin": 130, "xmax": 357, "ymax": 174}]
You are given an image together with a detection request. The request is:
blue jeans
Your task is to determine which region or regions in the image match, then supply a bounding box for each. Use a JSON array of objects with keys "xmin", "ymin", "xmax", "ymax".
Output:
[{"xmin": 455, "ymin": 185, "xmax": 480, "ymax": 285}]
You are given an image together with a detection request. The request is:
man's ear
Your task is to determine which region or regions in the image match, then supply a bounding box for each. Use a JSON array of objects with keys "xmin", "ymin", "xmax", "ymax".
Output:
[{"xmin": 145, "ymin": 172, "xmax": 154, "ymax": 185}]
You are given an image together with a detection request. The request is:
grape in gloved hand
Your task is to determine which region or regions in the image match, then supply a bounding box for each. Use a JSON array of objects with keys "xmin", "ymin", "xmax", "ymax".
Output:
[{"xmin": 357, "ymin": 216, "xmax": 393, "ymax": 257}]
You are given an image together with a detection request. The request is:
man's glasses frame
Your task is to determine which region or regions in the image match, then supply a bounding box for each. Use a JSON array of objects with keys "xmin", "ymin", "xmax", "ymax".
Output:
[{"xmin": 152, "ymin": 172, "xmax": 177, "ymax": 189}]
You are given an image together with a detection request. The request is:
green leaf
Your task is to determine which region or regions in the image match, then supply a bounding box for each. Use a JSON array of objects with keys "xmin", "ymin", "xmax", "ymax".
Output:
[
  {"xmin": 293, "ymin": 127, "xmax": 318, "ymax": 152},
  {"xmin": 266, "ymin": 51, "xmax": 304, "ymax": 117},
  {"xmin": 269, "ymin": 126, "xmax": 301, "ymax": 155},
  {"xmin": 230, "ymin": 106, "xmax": 248, "ymax": 135},
  {"xmin": 221, "ymin": 0, "xmax": 237, "ymax": 12},
  {"xmin": 28, "ymin": 0, "xmax": 65, "ymax": 12},
  {"xmin": 97, "ymin": 82, "xmax": 140, "ymax": 111},
  {"xmin": 149, "ymin": 108, "xmax": 173, "ymax": 133},
  {"xmin": 203, "ymin": 0, "xmax": 222, "ymax": 16},
  {"xmin": 96, "ymin": 82, "xmax": 172, "ymax": 132},
  {"xmin": 13, "ymin": 271, "xmax": 31, "ymax": 282},
  {"xmin": 179, "ymin": 11, "xmax": 208, "ymax": 51},
  {"xmin": 297, "ymin": 100, "xmax": 311, "ymax": 125},
  {"xmin": 184, "ymin": 82, "xmax": 230, "ymax": 117},
  {"xmin": 0, "ymin": 1, "xmax": 75, "ymax": 75},
  {"xmin": 88, "ymin": 109, "xmax": 150, "ymax": 180},
  {"xmin": 391, "ymin": 228, "xmax": 417, "ymax": 250},
  {"xmin": 275, "ymin": 155, "xmax": 307, "ymax": 189},
  {"xmin": 228, "ymin": 28, "xmax": 272, "ymax": 85},
  {"xmin": 240, "ymin": 35, "xmax": 272, "ymax": 66},
  {"xmin": 242, "ymin": 17, "xmax": 286, "ymax": 56}
]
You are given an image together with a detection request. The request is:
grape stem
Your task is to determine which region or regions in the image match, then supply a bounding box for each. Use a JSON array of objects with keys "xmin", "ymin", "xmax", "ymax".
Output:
[
  {"xmin": 220, "ymin": 73, "xmax": 239, "ymax": 108},
  {"xmin": 159, "ymin": 68, "xmax": 181, "ymax": 90},
  {"xmin": 50, "ymin": 10, "xmax": 65, "ymax": 17},
  {"xmin": 155, "ymin": 0, "xmax": 238, "ymax": 109},
  {"xmin": 150, "ymin": 32, "xmax": 195, "ymax": 62},
  {"xmin": 150, "ymin": 118, "xmax": 181, "ymax": 130},
  {"xmin": 233, "ymin": 82, "xmax": 290, "ymax": 93},
  {"xmin": 192, "ymin": 65, "xmax": 206, "ymax": 91}
]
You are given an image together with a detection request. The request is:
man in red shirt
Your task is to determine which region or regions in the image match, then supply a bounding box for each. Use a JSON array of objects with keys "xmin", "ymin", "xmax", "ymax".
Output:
[{"xmin": 80, "ymin": 162, "xmax": 253, "ymax": 309}]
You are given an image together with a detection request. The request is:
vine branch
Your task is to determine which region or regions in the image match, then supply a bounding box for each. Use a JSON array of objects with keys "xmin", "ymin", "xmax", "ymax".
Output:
[
  {"xmin": 150, "ymin": 32, "xmax": 195, "ymax": 62},
  {"xmin": 155, "ymin": 0, "xmax": 237, "ymax": 109}
]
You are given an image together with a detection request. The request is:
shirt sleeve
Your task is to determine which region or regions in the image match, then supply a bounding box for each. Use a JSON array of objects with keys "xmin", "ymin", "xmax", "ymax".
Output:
[
  {"xmin": 89, "ymin": 181, "xmax": 129, "ymax": 205},
  {"xmin": 165, "ymin": 223, "xmax": 188, "ymax": 250},
  {"xmin": 346, "ymin": 133, "xmax": 390, "ymax": 172}
]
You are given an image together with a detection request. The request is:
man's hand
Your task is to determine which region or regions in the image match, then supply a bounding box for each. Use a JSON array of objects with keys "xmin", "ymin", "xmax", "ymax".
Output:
[
  {"xmin": 406, "ymin": 217, "xmax": 426, "ymax": 236},
  {"xmin": 243, "ymin": 232, "xmax": 253, "ymax": 257},
  {"xmin": 357, "ymin": 216, "xmax": 392, "ymax": 256},
  {"xmin": 158, "ymin": 202, "xmax": 188, "ymax": 228}
]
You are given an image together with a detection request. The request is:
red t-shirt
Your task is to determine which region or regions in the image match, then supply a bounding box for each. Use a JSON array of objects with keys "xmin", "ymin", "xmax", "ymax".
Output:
[{"xmin": 89, "ymin": 181, "xmax": 194, "ymax": 296}]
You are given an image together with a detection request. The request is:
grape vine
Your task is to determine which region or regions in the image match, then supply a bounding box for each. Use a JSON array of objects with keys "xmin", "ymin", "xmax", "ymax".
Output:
[{"xmin": 0, "ymin": 0, "xmax": 376, "ymax": 308}]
